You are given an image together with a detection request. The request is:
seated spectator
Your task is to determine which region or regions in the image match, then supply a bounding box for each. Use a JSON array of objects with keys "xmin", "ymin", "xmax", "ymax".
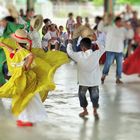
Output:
[
  {"xmin": 42, "ymin": 25, "xmax": 51, "ymax": 51},
  {"xmin": 42, "ymin": 18, "xmax": 52, "ymax": 36},
  {"xmin": 49, "ymin": 24, "xmax": 59, "ymax": 50}
]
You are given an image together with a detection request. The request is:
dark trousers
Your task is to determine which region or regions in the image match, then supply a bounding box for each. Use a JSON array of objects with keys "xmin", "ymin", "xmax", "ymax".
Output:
[{"xmin": 78, "ymin": 86, "xmax": 99, "ymax": 108}]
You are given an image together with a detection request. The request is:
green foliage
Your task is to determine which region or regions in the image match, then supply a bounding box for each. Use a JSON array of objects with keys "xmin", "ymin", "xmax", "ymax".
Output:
[
  {"xmin": 116, "ymin": 0, "xmax": 140, "ymax": 4},
  {"xmin": 92, "ymin": 0, "xmax": 103, "ymax": 6},
  {"xmin": 92, "ymin": 0, "xmax": 140, "ymax": 5}
]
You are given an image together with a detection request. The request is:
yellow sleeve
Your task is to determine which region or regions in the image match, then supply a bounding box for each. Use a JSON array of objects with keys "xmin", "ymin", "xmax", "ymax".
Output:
[{"xmin": 17, "ymin": 48, "xmax": 31, "ymax": 61}]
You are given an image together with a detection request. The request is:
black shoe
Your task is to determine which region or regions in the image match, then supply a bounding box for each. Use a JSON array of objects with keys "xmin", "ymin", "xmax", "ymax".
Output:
[
  {"xmin": 116, "ymin": 79, "xmax": 123, "ymax": 84},
  {"xmin": 101, "ymin": 76, "xmax": 105, "ymax": 84}
]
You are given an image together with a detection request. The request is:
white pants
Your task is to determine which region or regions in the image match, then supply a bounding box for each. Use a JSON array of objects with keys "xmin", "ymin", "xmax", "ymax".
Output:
[{"xmin": 18, "ymin": 94, "xmax": 47, "ymax": 123}]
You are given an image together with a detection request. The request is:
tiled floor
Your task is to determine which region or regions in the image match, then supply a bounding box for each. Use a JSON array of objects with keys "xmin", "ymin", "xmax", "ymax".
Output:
[{"xmin": 0, "ymin": 63, "xmax": 140, "ymax": 140}]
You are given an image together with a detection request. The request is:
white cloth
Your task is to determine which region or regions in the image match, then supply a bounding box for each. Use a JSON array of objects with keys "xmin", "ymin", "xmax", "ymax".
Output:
[
  {"xmin": 29, "ymin": 31, "xmax": 42, "ymax": 48},
  {"xmin": 59, "ymin": 32, "xmax": 68, "ymax": 41},
  {"xmin": 42, "ymin": 32, "xmax": 51, "ymax": 49},
  {"xmin": 67, "ymin": 42, "xmax": 105, "ymax": 86},
  {"xmin": 66, "ymin": 19, "xmax": 75, "ymax": 32},
  {"xmin": 49, "ymin": 30, "xmax": 58, "ymax": 38},
  {"xmin": 98, "ymin": 22, "xmax": 134, "ymax": 53},
  {"xmin": 49, "ymin": 30, "xmax": 59, "ymax": 45},
  {"xmin": 17, "ymin": 16, "xmax": 26, "ymax": 25},
  {"xmin": 123, "ymin": 12, "xmax": 133, "ymax": 21},
  {"xmin": 0, "ymin": 26, "xmax": 5, "ymax": 36},
  {"xmin": 0, "ymin": 5, "xmax": 9, "ymax": 20},
  {"xmin": 18, "ymin": 94, "xmax": 47, "ymax": 123},
  {"xmin": 96, "ymin": 31, "xmax": 106, "ymax": 47},
  {"xmin": 77, "ymin": 36, "xmax": 82, "ymax": 46}
]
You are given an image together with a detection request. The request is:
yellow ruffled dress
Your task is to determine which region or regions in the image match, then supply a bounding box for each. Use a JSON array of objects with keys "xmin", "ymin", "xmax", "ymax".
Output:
[{"xmin": 0, "ymin": 38, "xmax": 69, "ymax": 116}]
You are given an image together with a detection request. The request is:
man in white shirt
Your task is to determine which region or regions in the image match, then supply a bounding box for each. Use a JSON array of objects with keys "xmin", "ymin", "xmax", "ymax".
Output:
[
  {"xmin": 99, "ymin": 16, "xmax": 134, "ymax": 84},
  {"xmin": 67, "ymin": 38, "xmax": 105, "ymax": 119}
]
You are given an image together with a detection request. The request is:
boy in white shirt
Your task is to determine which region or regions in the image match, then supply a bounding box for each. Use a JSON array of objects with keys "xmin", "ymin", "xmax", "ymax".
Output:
[{"xmin": 67, "ymin": 38, "xmax": 105, "ymax": 119}]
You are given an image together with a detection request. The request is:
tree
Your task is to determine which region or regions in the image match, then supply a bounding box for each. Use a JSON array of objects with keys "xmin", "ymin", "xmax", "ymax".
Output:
[
  {"xmin": 92, "ymin": 0, "xmax": 140, "ymax": 5},
  {"xmin": 116, "ymin": 0, "xmax": 140, "ymax": 4}
]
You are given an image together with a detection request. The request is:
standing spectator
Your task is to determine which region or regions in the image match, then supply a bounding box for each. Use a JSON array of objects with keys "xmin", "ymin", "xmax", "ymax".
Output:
[
  {"xmin": 129, "ymin": 11, "xmax": 139, "ymax": 32},
  {"xmin": 19, "ymin": 9, "xmax": 24, "ymax": 18},
  {"xmin": 84, "ymin": 17, "xmax": 90, "ymax": 28},
  {"xmin": 66, "ymin": 12, "xmax": 75, "ymax": 39},
  {"xmin": 93, "ymin": 16, "xmax": 102, "ymax": 31},
  {"xmin": 121, "ymin": 4, "xmax": 133, "ymax": 21},
  {"xmin": 72, "ymin": 16, "xmax": 86, "ymax": 52},
  {"xmin": 24, "ymin": 8, "xmax": 34, "ymax": 22}
]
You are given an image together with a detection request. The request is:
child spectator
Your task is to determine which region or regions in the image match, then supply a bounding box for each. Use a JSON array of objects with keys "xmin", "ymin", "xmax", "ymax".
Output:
[
  {"xmin": 49, "ymin": 24, "xmax": 59, "ymax": 50},
  {"xmin": 66, "ymin": 12, "xmax": 75, "ymax": 39},
  {"xmin": 58, "ymin": 25, "xmax": 68, "ymax": 52},
  {"xmin": 42, "ymin": 25, "xmax": 51, "ymax": 51},
  {"xmin": 85, "ymin": 17, "xmax": 90, "ymax": 28}
]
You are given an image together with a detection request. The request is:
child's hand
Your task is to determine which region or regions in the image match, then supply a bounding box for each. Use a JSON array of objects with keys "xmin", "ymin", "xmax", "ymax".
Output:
[
  {"xmin": 23, "ymin": 64, "xmax": 30, "ymax": 71},
  {"xmin": 0, "ymin": 42, "xmax": 5, "ymax": 47}
]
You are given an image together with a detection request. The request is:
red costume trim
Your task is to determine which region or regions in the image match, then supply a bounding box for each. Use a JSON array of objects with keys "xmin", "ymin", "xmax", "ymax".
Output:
[{"xmin": 14, "ymin": 34, "xmax": 32, "ymax": 47}]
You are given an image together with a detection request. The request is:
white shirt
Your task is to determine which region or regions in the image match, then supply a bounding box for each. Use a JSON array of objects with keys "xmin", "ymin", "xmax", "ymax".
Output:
[
  {"xmin": 29, "ymin": 30, "xmax": 42, "ymax": 48},
  {"xmin": 42, "ymin": 32, "xmax": 51, "ymax": 48},
  {"xmin": 123, "ymin": 12, "xmax": 133, "ymax": 21},
  {"xmin": 49, "ymin": 30, "xmax": 58, "ymax": 38},
  {"xmin": 96, "ymin": 31, "xmax": 106, "ymax": 47},
  {"xmin": 98, "ymin": 22, "xmax": 134, "ymax": 53},
  {"xmin": 59, "ymin": 32, "xmax": 68, "ymax": 46},
  {"xmin": 0, "ymin": 26, "xmax": 4, "ymax": 36},
  {"xmin": 67, "ymin": 42, "xmax": 105, "ymax": 86},
  {"xmin": 66, "ymin": 19, "xmax": 75, "ymax": 32}
]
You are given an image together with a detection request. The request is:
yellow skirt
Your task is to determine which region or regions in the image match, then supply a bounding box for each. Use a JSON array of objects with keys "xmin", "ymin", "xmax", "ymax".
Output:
[{"xmin": 0, "ymin": 37, "xmax": 70, "ymax": 116}]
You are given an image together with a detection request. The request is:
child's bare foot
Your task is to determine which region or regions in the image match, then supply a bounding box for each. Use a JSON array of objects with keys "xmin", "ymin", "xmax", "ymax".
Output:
[
  {"xmin": 79, "ymin": 111, "xmax": 88, "ymax": 117},
  {"xmin": 94, "ymin": 112, "xmax": 99, "ymax": 120},
  {"xmin": 94, "ymin": 108, "xmax": 99, "ymax": 120}
]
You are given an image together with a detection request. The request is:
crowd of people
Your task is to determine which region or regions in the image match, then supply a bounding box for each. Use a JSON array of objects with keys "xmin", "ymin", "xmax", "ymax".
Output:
[
  {"xmin": 0, "ymin": 3, "xmax": 140, "ymax": 126},
  {"xmin": 40, "ymin": 4, "xmax": 140, "ymax": 85}
]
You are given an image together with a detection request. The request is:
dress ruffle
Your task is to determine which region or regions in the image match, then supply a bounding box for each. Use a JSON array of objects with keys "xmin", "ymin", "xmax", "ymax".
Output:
[
  {"xmin": 123, "ymin": 46, "xmax": 140, "ymax": 75},
  {"xmin": 0, "ymin": 38, "xmax": 69, "ymax": 116}
]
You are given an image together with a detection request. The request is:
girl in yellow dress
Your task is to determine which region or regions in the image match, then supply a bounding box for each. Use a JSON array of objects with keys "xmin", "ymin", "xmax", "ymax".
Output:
[{"xmin": 0, "ymin": 29, "xmax": 69, "ymax": 126}]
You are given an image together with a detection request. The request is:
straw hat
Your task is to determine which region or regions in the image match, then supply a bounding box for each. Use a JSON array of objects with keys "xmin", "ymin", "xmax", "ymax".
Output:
[
  {"xmin": 81, "ymin": 27, "xmax": 94, "ymax": 40},
  {"xmin": 30, "ymin": 15, "xmax": 43, "ymax": 31},
  {"xmin": 11, "ymin": 29, "xmax": 31, "ymax": 44},
  {"xmin": 6, "ymin": 4, "xmax": 19, "ymax": 18}
]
